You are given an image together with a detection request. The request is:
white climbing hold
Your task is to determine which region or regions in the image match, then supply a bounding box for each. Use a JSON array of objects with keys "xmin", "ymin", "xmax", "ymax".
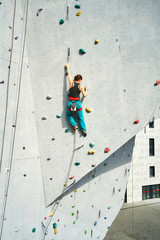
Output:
[
  {"xmin": 14, "ymin": 228, "xmax": 18, "ymax": 232},
  {"xmin": 42, "ymin": 116, "xmax": 47, "ymax": 120},
  {"xmin": 5, "ymin": 168, "xmax": 9, "ymax": 173}
]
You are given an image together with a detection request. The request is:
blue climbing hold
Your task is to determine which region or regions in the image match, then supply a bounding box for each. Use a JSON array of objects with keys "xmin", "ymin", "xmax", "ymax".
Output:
[
  {"xmin": 94, "ymin": 221, "xmax": 97, "ymax": 226},
  {"xmin": 53, "ymin": 223, "xmax": 57, "ymax": 229}
]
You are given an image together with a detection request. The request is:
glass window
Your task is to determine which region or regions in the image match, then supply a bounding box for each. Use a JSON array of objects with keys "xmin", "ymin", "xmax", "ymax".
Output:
[
  {"xmin": 142, "ymin": 184, "xmax": 160, "ymax": 200},
  {"xmin": 149, "ymin": 138, "xmax": 155, "ymax": 156},
  {"xmin": 149, "ymin": 166, "xmax": 155, "ymax": 177}
]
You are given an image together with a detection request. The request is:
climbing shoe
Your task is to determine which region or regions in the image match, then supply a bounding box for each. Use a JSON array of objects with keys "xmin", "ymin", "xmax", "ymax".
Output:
[{"xmin": 82, "ymin": 130, "xmax": 87, "ymax": 137}]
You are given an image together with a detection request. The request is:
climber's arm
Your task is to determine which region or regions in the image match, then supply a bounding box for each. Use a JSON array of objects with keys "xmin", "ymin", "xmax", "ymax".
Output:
[
  {"xmin": 65, "ymin": 64, "xmax": 73, "ymax": 88},
  {"xmin": 80, "ymin": 85, "xmax": 88, "ymax": 97}
]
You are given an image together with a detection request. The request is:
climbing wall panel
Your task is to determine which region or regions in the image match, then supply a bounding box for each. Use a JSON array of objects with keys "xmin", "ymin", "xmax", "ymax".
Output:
[{"xmin": 24, "ymin": 0, "xmax": 160, "ymax": 205}]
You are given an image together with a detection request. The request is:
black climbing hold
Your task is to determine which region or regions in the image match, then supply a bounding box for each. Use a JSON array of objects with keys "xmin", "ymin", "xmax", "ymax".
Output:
[
  {"xmin": 59, "ymin": 19, "xmax": 64, "ymax": 24},
  {"xmin": 47, "ymin": 157, "xmax": 51, "ymax": 161},
  {"xmin": 36, "ymin": 8, "xmax": 43, "ymax": 17},
  {"xmin": 24, "ymin": 174, "xmax": 26, "ymax": 177},
  {"xmin": 52, "ymin": 137, "xmax": 55, "ymax": 141},
  {"xmin": 12, "ymin": 124, "xmax": 16, "ymax": 127},
  {"xmin": 15, "ymin": 36, "xmax": 18, "ymax": 40},
  {"xmin": 50, "ymin": 177, "xmax": 53, "ymax": 180},
  {"xmin": 0, "ymin": 81, "xmax": 4, "ymax": 84},
  {"xmin": 23, "ymin": 147, "xmax": 25, "ymax": 150}
]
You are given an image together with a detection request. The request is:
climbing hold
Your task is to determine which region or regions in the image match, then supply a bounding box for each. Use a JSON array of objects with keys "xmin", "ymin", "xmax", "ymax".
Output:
[
  {"xmin": 118, "ymin": 188, "xmax": 121, "ymax": 192},
  {"xmin": 104, "ymin": 148, "xmax": 110, "ymax": 153},
  {"xmin": 83, "ymin": 189, "xmax": 86, "ymax": 192},
  {"xmin": 44, "ymin": 217, "xmax": 47, "ymax": 220},
  {"xmin": 75, "ymin": 4, "xmax": 81, "ymax": 8},
  {"xmin": 56, "ymin": 115, "xmax": 61, "ymax": 118},
  {"xmin": 134, "ymin": 119, "xmax": 139, "ymax": 124},
  {"xmin": 154, "ymin": 80, "xmax": 160, "ymax": 86},
  {"xmin": 79, "ymin": 48, "xmax": 86, "ymax": 54},
  {"xmin": 0, "ymin": 2, "xmax": 2, "ymax": 5},
  {"xmin": 75, "ymin": 162, "xmax": 80, "ymax": 166},
  {"xmin": 50, "ymin": 177, "xmax": 53, "ymax": 180},
  {"xmin": 53, "ymin": 223, "xmax": 57, "ymax": 229},
  {"xmin": 95, "ymin": 39, "xmax": 99, "ymax": 44},
  {"xmin": 46, "ymin": 95, "xmax": 52, "ymax": 100},
  {"xmin": 36, "ymin": 8, "xmax": 43, "ymax": 16},
  {"xmin": 49, "ymin": 211, "xmax": 54, "ymax": 217},
  {"xmin": 23, "ymin": 174, "xmax": 26, "ymax": 177},
  {"xmin": 104, "ymin": 163, "xmax": 107, "ymax": 166},
  {"xmin": 104, "ymin": 217, "xmax": 107, "ymax": 219},
  {"xmin": 69, "ymin": 176, "xmax": 74, "ymax": 180},
  {"xmin": 91, "ymin": 164, "xmax": 96, "ymax": 167},
  {"xmin": 86, "ymin": 107, "xmax": 92, "ymax": 113},
  {"xmin": 9, "ymin": 26, "xmax": 12, "ymax": 29},
  {"xmin": 73, "ymin": 220, "xmax": 76, "ymax": 224},
  {"xmin": 128, "ymin": 169, "xmax": 130, "ymax": 172},
  {"xmin": 116, "ymin": 178, "xmax": 118, "ymax": 181},
  {"xmin": 14, "ymin": 36, "xmax": 18, "ymax": 40},
  {"xmin": 0, "ymin": 80, "xmax": 4, "ymax": 84},
  {"xmin": 72, "ymin": 212, "xmax": 75, "ymax": 216},
  {"xmin": 32, "ymin": 228, "xmax": 36, "ymax": 233},
  {"xmin": 71, "ymin": 195, "xmax": 73, "ymax": 197},
  {"xmin": 107, "ymin": 226, "xmax": 110, "ymax": 229},
  {"xmin": 58, "ymin": 219, "xmax": 60, "ymax": 222},
  {"xmin": 47, "ymin": 157, "xmax": 51, "ymax": 161},
  {"xmin": 5, "ymin": 168, "xmax": 9, "ymax": 173},
  {"xmin": 94, "ymin": 221, "xmax": 97, "ymax": 226},
  {"xmin": 14, "ymin": 228, "xmax": 18, "ymax": 232},
  {"xmin": 12, "ymin": 124, "xmax": 16, "ymax": 127},
  {"xmin": 108, "ymin": 206, "xmax": 111, "ymax": 209},
  {"xmin": 54, "ymin": 228, "xmax": 57, "ymax": 234},
  {"xmin": 88, "ymin": 150, "xmax": 96, "ymax": 154},
  {"xmin": 89, "ymin": 143, "xmax": 95, "ymax": 148},
  {"xmin": 76, "ymin": 11, "xmax": 82, "ymax": 16},
  {"xmin": 72, "ymin": 204, "xmax": 75, "ymax": 208},
  {"xmin": 42, "ymin": 116, "xmax": 47, "ymax": 120},
  {"xmin": 92, "ymin": 174, "xmax": 96, "ymax": 178},
  {"xmin": 84, "ymin": 230, "xmax": 87, "ymax": 234},
  {"xmin": 74, "ymin": 189, "xmax": 77, "ymax": 192},
  {"xmin": 65, "ymin": 128, "xmax": 69, "ymax": 133},
  {"xmin": 52, "ymin": 137, "xmax": 55, "ymax": 141},
  {"xmin": 59, "ymin": 19, "xmax": 64, "ymax": 24},
  {"xmin": 3, "ymin": 217, "xmax": 7, "ymax": 220}
]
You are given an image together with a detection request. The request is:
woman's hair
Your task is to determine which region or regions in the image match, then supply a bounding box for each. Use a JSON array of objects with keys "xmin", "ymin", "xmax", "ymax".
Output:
[{"xmin": 74, "ymin": 74, "xmax": 82, "ymax": 81}]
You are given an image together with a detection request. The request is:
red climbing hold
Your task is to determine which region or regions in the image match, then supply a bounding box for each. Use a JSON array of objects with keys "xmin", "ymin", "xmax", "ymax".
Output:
[
  {"xmin": 69, "ymin": 176, "xmax": 75, "ymax": 180},
  {"xmin": 155, "ymin": 80, "xmax": 160, "ymax": 85},
  {"xmin": 91, "ymin": 164, "xmax": 96, "ymax": 167},
  {"xmin": 134, "ymin": 119, "xmax": 139, "ymax": 124},
  {"xmin": 104, "ymin": 148, "xmax": 110, "ymax": 153}
]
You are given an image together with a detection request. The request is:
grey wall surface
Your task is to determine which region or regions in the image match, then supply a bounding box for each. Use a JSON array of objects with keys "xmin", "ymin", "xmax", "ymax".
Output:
[{"xmin": 0, "ymin": 0, "xmax": 160, "ymax": 240}]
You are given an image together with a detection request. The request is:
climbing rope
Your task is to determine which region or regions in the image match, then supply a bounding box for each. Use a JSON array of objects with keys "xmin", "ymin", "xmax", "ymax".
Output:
[
  {"xmin": 0, "ymin": 0, "xmax": 29, "ymax": 237},
  {"xmin": 42, "ymin": 129, "xmax": 77, "ymax": 240},
  {"xmin": 0, "ymin": 0, "xmax": 17, "ymax": 174}
]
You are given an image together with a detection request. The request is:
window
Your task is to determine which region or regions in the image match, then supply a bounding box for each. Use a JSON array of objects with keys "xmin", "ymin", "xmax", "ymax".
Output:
[
  {"xmin": 142, "ymin": 184, "xmax": 160, "ymax": 200},
  {"xmin": 149, "ymin": 121, "xmax": 154, "ymax": 128},
  {"xmin": 149, "ymin": 166, "xmax": 155, "ymax": 177},
  {"xmin": 149, "ymin": 138, "xmax": 155, "ymax": 156}
]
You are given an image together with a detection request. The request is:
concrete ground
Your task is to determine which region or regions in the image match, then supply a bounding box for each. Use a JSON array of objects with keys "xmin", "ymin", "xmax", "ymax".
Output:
[{"xmin": 104, "ymin": 199, "xmax": 160, "ymax": 240}]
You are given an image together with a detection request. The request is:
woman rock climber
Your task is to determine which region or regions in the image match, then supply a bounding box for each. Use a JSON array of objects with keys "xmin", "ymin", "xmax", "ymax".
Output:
[{"xmin": 65, "ymin": 64, "xmax": 88, "ymax": 137}]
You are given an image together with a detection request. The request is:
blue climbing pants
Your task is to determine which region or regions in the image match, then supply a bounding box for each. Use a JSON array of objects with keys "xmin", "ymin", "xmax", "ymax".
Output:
[{"xmin": 66, "ymin": 100, "xmax": 86, "ymax": 131}]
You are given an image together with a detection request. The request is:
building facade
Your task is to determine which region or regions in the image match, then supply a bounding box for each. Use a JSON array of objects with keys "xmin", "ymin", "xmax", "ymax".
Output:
[{"xmin": 126, "ymin": 119, "xmax": 160, "ymax": 203}]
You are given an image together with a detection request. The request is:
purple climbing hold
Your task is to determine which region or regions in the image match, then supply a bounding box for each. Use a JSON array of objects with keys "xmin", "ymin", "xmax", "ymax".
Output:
[
  {"xmin": 15, "ymin": 36, "xmax": 18, "ymax": 40},
  {"xmin": 36, "ymin": 8, "xmax": 43, "ymax": 16}
]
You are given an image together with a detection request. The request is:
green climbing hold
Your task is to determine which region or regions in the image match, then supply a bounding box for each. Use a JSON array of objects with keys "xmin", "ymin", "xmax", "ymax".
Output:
[
  {"xmin": 83, "ymin": 189, "xmax": 86, "ymax": 192},
  {"xmin": 84, "ymin": 230, "xmax": 87, "ymax": 234},
  {"xmin": 72, "ymin": 212, "xmax": 75, "ymax": 216},
  {"xmin": 75, "ymin": 162, "xmax": 80, "ymax": 166},
  {"xmin": 56, "ymin": 115, "xmax": 61, "ymax": 118},
  {"xmin": 104, "ymin": 163, "xmax": 107, "ymax": 166},
  {"xmin": 92, "ymin": 174, "xmax": 96, "ymax": 178},
  {"xmin": 89, "ymin": 143, "xmax": 95, "ymax": 148},
  {"xmin": 59, "ymin": 19, "xmax": 64, "ymax": 24},
  {"xmin": 108, "ymin": 206, "xmax": 111, "ymax": 209},
  {"xmin": 79, "ymin": 48, "xmax": 86, "ymax": 54},
  {"xmin": 53, "ymin": 223, "xmax": 57, "ymax": 229},
  {"xmin": 72, "ymin": 204, "xmax": 75, "ymax": 208},
  {"xmin": 75, "ymin": 4, "xmax": 81, "ymax": 8},
  {"xmin": 73, "ymin": 220, "xmax": 76, "ymax": 224},
  {"xmin": 32, "ymin": 228, "xmax": 36, "ymax": 233},
  {"xmin": 65, "ymin": 128, "xmax": 69, "ymax": 133}
]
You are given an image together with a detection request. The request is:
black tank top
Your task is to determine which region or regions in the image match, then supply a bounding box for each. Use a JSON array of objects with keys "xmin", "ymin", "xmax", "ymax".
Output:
[{"xmin": 70, "ymin": 82, "xmax": 80, "ymax": 98}]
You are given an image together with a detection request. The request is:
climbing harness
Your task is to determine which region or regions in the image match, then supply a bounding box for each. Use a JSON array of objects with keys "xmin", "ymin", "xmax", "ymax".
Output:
[{"xmin": 70, "ymin": 102, "xmax": 77, "ymax": 111}]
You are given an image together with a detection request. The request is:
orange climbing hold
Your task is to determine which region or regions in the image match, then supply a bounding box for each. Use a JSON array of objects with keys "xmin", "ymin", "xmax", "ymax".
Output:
[
  {"xmin": 69, "ymin": 176, "xmax": 75, "ymax": 180},
  {"xmin": 104, "ymin": 148, "xmax": 110, "ymax": 153},
  {"xmin": 134, "ymin": 119, "xmax": 139, "ymax": 124},
  {"xmin": 155, "ymin": 80, "xmax": 160, "ymax": 85}
]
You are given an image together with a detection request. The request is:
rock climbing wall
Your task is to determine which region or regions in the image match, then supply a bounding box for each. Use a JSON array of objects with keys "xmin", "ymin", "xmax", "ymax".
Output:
[{"xmin": 0, "ymin": 0, "xmax": 160, "ymax": 239}]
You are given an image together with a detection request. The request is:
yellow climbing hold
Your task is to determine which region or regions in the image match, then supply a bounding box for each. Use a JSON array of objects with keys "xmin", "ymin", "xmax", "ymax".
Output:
[
  {"xmin": 86, "ymin": 107, "xmax": 92, "ymax": 113},
  {"xmin": 88, "ymin": 150, "xmax": 96, "ymax": 154},
  {"xmin": 54, "ymin": 228, "xmax": 57, "ymax": 234},
  {"xmin": 74, "ymin": 189, "xmax": 77, "ymax": 192},
  {"xmin": 95, "ymin": 39, "xmax": 99, "ymax": 44},
  {"xmin": 49, "ymin": 211, "xmax": 54, "ymax": 217},
  {"xmin": 76, "ymin": 11, "xmax": 81, "ymax": 16}
]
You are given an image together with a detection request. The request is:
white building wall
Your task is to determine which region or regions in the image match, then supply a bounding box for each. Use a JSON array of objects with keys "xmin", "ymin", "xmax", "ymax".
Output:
[{"xmin": 127, "ymin": 119, "xmax": 160, "ymax": 203}]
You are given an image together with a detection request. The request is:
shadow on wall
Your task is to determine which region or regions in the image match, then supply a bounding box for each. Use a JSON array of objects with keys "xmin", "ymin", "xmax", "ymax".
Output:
[{"xmin": 55, "ymin": 136, "xmax": 135, "ymax": 202}]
